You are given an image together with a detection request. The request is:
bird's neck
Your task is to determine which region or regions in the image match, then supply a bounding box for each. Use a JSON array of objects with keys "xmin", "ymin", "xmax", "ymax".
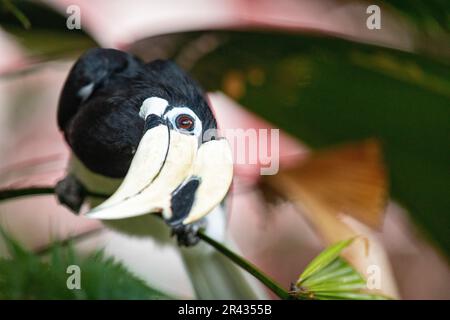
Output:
[{"xmin": 69, "ymin": 155, "xmax": 123, "ymax": 196}]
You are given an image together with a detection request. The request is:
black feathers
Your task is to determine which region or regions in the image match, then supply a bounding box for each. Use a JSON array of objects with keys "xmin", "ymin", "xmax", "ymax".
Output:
[
  {"xmin": 58, "ymin": 48, "xmax": 216, "ymax": 178},
  {"xmin": 58, "ymin": 48, "xmax": 144, "ymax": 130}
]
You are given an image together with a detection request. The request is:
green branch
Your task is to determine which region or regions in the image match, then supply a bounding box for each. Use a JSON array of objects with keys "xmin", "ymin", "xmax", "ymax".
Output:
[
  {"xmin": 0, "ymin": 186, "xmax": 292, "ymax": 300},
  {"xmin": 198, "ymin": 230, "xmax": 291, "ymax": 299},
  {"xmin": 0, "ymin": 186, "xmax": 108, "ymax": 202},
  {"xmin": 0, "ymin": 187, "xmax": 55, "ymax": 201}
]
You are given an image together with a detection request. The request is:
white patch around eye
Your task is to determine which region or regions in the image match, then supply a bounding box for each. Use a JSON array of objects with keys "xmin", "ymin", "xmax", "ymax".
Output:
[
  {"xmin": 77, "ymin": 83, "xmax": 94, "ymax": 101},
  {"xmin": 139, "ymin": 97, "xmax": 169, "ymax": 120},
  {"xmin": 164, "ymin": 107, "xmax": 203, "ymax": 137}
]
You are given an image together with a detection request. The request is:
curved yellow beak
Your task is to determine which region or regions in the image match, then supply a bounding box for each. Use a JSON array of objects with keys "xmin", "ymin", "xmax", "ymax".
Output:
[{"xmin": 85, "ymin": 123, "xmax": 233, "ymax": 226}]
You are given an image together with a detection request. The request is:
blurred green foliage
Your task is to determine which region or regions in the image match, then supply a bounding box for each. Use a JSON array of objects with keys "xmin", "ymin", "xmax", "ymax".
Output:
[
  {"xmin": 382, "ymin": 0, "xmax": 450, "ymax": 32},
  {"xmin": 0, "ymin": 231, "xmax": 172, "ymax": 299},
  {"xmin": 0, "ymin": 0, "xmax": 96, "ymax": 61},
  {"xmin": 181, "ymin": 31, "xmax": 450, "ymax": 257}
]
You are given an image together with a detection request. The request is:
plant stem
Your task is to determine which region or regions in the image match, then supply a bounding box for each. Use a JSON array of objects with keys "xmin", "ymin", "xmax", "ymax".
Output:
[
  {"xmin": 197, "ymin": 230, "xmax": 291, "ymax": 300},
  {"xmin": 0, "ymin": 186, "xmax": 292, "ymax": 300},
  {"xmin": 0, "ymin": 187, "xmax": 55, "ymax": 201},
  {"xmin": 0, "ymin": 186, "xmax": 108, "ymax": 201}
]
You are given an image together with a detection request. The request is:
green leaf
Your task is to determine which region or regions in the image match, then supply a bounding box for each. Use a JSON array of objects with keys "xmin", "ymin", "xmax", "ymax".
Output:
[
  {"xmin": 297, "ymin": 238, "xmax": 355, "ymax": 284},
  {"xmin": 0, "ymin": 230, "xmax": 173, "ymax": 299},
  {"xmin": 381, "ymin": 0, "xmax": 450, "ymax": 33},
  {"xmin": 295, "ymin": 240, "xmax": 389, "ymax": 300},
  {"xmin": 0, "ymin": 0, "xmax": 96, "ymax": 62},
  {"xmin": 1, "ymin": 0, "xmax": 31, "ymax": 29},
  {"xmin": 301, "ymin": 258, "xmax": 365, "ymax": 291},
  {"xmin": 313, "ymin": 291, "xmax": 388, "ymax": 300}
]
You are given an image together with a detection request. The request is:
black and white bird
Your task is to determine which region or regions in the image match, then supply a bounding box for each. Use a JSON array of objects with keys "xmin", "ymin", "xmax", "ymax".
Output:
[{"xmin": 56, "ymin": 48, "xmax": 262, "ymax": 299}]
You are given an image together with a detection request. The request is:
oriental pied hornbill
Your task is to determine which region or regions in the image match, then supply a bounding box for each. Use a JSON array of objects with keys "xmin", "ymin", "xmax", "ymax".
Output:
[{"xmin": 56, "ymin": 48, "xmax": 261, "ymax": 299}]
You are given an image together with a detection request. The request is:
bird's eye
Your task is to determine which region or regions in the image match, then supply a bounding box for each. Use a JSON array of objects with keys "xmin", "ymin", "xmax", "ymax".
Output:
[{"xmin": 175, "ymin": 114, "xmax": 195, "ymax": 131}]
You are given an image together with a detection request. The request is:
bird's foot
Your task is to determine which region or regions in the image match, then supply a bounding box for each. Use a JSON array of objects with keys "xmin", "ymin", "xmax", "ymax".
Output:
[
  {"xmin": 171, "ymin": 220, "xmax": 205, "ymax": 247},
  {"xmin": 55, "ymin": 174, "xmax": 86, "ymax": 213}
]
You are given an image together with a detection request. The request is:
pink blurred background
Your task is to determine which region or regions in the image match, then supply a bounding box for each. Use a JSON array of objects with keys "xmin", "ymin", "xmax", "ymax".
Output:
[{"xmin": 0, "ymin": 0, "xmax": 448, "ymax": 299}]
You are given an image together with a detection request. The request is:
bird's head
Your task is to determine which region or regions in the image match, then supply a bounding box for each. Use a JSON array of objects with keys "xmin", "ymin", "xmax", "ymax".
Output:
[{"xmin": 61, "ymin": 56, "xmax": 233, "ymax": 228}]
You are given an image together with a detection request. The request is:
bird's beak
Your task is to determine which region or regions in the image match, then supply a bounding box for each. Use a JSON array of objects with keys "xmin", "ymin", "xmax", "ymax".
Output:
[{"xmin": 85, "ymin": 115, "xmax": 233, "ymax": 227}]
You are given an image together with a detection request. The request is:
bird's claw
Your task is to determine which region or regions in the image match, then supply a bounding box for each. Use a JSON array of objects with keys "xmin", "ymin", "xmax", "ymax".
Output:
[
  {"xmin": 170, "ymin": 220, "xmax": 205, "ymax": 247},
  {"xmin": 55, "ymin": 175, "xmax": 86, "ymax": 213}
]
